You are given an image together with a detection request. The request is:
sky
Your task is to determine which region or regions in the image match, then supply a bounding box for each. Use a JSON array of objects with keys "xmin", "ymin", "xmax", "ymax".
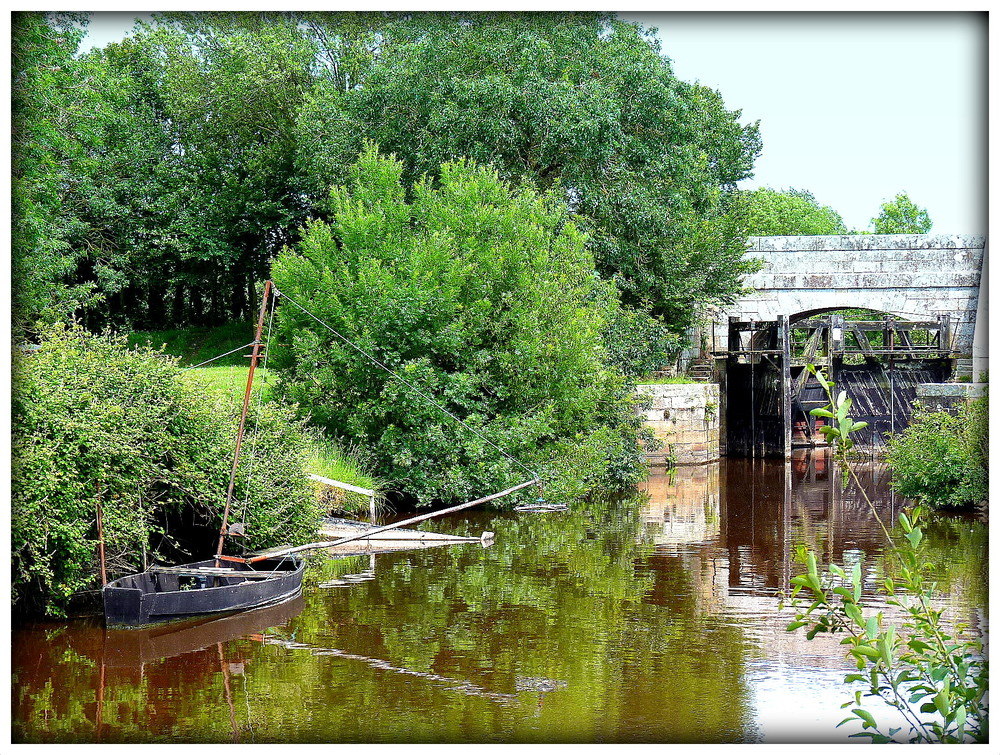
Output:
[
  {"xmin": 621, "ymin": 12, "xmax": 987, "ymax": 235},
  {"xmin": 79, "ymin": 11, "xmax": 987, "ymax": 235}
]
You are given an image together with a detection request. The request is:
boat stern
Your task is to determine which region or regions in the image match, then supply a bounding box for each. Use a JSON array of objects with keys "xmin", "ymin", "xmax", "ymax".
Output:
[{"xmin": 103, "ymin": 584, "xmax": 146, "ymax": 627}]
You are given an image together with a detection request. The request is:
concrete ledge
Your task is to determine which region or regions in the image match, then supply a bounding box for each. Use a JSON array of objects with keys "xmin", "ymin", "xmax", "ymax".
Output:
[
  {"xmin": 636, "ymin": 383, "xmax": 720, "ymax": 466},
  {"xmin": 914, "ymin": 382, "xmax": 986, "ymax": 414},
  {"xmin": 750, "ymin": 233, "xmax": 985, "ymax": 252}
]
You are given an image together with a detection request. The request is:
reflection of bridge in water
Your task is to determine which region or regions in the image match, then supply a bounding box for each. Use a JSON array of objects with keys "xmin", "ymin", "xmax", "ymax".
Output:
[
  {"xmin": 635, "ymin": 450, "xmax": 976, "ymax": 675},
  {"xmin": 639, "ymin": 449, "xmax": 903, "ymax": 591}
]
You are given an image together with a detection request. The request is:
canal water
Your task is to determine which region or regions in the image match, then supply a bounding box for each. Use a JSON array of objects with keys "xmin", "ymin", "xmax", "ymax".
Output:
[{"xmin": 12, "ymin": 452, "xmax": 986, "ymax": 743}]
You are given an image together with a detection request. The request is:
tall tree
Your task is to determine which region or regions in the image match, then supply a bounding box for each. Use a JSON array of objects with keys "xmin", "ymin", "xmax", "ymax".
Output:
[
  {"xmin": 871, "ymin": 192, "xmax": 932, "ymax": 234},
  {"xmin": 11, "ymin": 12, "xmax": 99, "ymax": 330},
  {"xmin": 294, "ymin": 12, "xmax": 761, "ymax": 332},
  {"xmin": 15, "ymin": 12, "xmax": 760, "ymax": 339},
  {"xmin": 77, "ymin": 15, "xmax": 320, "ymax": 328},
  {"xmin": 742, "ymin": 187, "xmax": 847, "ymax": 236}
]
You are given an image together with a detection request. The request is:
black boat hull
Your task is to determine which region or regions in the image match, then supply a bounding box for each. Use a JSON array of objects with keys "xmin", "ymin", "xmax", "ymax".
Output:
[{"xmin": 103, "ymin": 557, "xmax": 305, "ymax": 627}]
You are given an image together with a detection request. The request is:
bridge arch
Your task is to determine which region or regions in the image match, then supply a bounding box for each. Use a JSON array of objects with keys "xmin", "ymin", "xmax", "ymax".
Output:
[{"xmin": 713, "ymin": 233, "xmax": 985, "ymax": 355}]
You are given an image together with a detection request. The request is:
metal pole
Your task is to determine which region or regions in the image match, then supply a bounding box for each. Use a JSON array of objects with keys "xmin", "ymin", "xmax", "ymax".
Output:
[
  {"xmin": 750, "ymin": 320, "xmax": 756, "ymax": 458},
  {"xmin": 216, "ymin": 280, "xmax": 273, "ymax": 561},
  {"xmin": 95, "ymin": 485, "xmax": 107, "ymax": 587},
  {"xmin": 779, "ymin": 315, "xmax": 792, "ymax": 459}
]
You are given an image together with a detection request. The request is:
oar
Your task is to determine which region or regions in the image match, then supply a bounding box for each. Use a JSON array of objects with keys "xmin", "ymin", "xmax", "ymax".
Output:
[{"xmin": 223, "ymin": 478, "xmax": 537, "ymax": 564}]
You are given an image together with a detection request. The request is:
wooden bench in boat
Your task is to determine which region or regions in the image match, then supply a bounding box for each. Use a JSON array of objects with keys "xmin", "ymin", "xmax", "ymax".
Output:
[{"xmin": 147, "ymin": 565, "xmax": 280, "ymax": 579}]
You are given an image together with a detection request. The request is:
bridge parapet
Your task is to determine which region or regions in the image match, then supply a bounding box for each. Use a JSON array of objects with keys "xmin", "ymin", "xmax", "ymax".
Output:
[{"xmin": 712, "ymin": 233, "xmax": 986, "ymax": 355}]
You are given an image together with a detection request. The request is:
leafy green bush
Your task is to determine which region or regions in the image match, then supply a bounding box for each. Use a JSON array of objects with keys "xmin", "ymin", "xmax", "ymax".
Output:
[
  {"xmin": 601, "ymin": 303, "xmax": 681, "ymax": 378},
  {"xmin": 11, "ymin": 324, "xmax": 321, "ymax": 616},
  {"xmin": 886, "ymin": 398, "xmax": 987, "ymax": 510},
  {"xmin": 271, "ymin": 146, "xmax": 647, "ymax": 506},
  {"xmin": 740, "ymin": 186, "xmax": 847, "ymax": 236}
]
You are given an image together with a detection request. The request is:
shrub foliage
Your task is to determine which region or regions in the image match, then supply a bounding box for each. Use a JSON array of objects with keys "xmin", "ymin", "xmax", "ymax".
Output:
[
  {"xmin": 12, "ymin": 325, "xmax": 321, "ymax": 615},
  {"xmin": 885, "ymin": 397, "xmax": 987, "ymax": 510},
  {"xmin": 271, "ymin": 147, "xmax": 647, "ymax": 506}
]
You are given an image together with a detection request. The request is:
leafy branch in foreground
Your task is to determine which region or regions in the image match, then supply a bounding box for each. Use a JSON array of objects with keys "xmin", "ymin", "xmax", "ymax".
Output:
[{"xmin": 782, "ymin": 365, "xmax": 987, "ymax": 743}]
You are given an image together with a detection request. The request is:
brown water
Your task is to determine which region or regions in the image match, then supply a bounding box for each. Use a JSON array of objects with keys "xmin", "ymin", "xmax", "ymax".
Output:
[{"xmin": 11, "ymin": 452, "xmax": 987, "ymax": 743}]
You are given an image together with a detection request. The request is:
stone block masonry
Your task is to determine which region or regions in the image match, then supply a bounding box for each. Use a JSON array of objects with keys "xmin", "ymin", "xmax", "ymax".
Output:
[
  {"xmin": 636, "ymin": 383, "xmax": 720, "ymax": 465},
  {"xmin": 712, "ymin": 234, "xmax": 986, "ymax": 355},
  {"xmin": 914, "ymin": 382, "xmax": 986, "ymax": 414}
]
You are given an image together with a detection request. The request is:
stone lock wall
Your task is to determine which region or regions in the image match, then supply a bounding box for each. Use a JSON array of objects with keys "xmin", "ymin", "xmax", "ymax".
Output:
[
  {"xmin": 914, "ymin": 382, "xmax": 987, "ymax": 414},
  {"xmin": 636, "ymin": 383, "xmax": 720, "ymax": 465}
]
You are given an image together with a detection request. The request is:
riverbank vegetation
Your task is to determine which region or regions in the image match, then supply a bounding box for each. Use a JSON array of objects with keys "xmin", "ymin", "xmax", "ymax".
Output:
[
  {"xmin": 130, "ymin": 321, "xmax": 383, "ymax": 499},
  {"xmin": 272, "ymin": 147, "xmax": 649, "ymax": 505},
  {"xmin": 11, "ymin": 326, "xmax": 324, "ymax": 616},
  {"xmin": 885, "ymin": 397, "xmax": 988, "ymax": 511}
]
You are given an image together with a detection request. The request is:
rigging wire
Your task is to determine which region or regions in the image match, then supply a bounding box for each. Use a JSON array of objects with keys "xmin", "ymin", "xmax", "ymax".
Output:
[
  {"xmin": 182, "ymin": 342, "xmax": 258, "ymax": 370},
  {"xmin": 271, "ymin": 285, "xmax": 539, "ymax": 481}
]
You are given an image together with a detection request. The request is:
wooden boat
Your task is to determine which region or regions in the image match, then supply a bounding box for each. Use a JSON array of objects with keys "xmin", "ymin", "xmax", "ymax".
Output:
[
  {"xmin": 104, "ymin": 281, "xmax": 307, "ymax": 628},
  {"xmin": 103, "ymin": 556, "xmax": 304, "ymax": 628},
  {"xmin": 101, "ymin": 280, "xmax": 534, "ymax": 627}
]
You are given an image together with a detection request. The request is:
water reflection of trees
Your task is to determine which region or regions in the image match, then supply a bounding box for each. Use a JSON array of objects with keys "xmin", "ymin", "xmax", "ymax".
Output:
[
  {"xmin": 638, "ymin": 451, "xmax": 920, "ymax": 599},
  {"xmin": 634, "ymin": 451, "xmax": 985, "ymax": 709},
  {"xmin": 13, "ymin": 497, "xmax": 757, "ymax": 743},
  {"xmin": 637, "ymin": 452, "xmax": 984, "ymax": 639},
  {"xmin": 13, "ymin": 457, "xmax": 984, "ymax": 743}
]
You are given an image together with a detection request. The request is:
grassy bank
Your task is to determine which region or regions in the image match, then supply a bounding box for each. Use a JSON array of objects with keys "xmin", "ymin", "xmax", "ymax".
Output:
[
  {"xmin": 129, "ymin": 322, "xmax": 252, "ymax": 367},
  {"xmin": 636, "ymin": 375, "xmax": 698, "ymax": 385},
  {"xmin": 139, "ymin": 324, "xmax": 385, "ymax": 514}
]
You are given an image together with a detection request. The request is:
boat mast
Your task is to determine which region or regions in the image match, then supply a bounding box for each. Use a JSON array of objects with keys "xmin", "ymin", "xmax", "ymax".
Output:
[{"xmin": 215, "ymin": 279, "xmax": 273, "ymax": 561}]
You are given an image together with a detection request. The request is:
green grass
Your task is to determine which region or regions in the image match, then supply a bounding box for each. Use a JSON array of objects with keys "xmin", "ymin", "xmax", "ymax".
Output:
[
  {"xmin": 150, "ymin": 324, "xmax": 386, "ymax": 515},
  {"xmin": 636, "ymin": 375, "xmax": 698, "ymax": 385},
  {"xmin": 129, "ymin": 322, "xmax": 254, "ymax": 367},
  {"xmin": 304, "ymin": 435, "xmax": 384, "ymax": 497},
  {"xmin": 180, "ymin": 365, "xmax": 277, "ymax": 402}
]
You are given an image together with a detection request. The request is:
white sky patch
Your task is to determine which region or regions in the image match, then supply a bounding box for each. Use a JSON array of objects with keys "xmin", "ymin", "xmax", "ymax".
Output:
[{"xmin": 621, "ymin": 11, "xmax": 986, "ymax": 235}]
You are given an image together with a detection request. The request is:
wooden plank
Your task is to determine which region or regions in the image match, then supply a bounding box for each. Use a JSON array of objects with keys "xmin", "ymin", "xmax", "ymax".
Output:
[
  {"xmin": 852, "ymin": 326, "xmax": 875, "ymax": 355},
  {"xmin": 239, "ymin": 478, "xmax": 537, "ymax": 563},
  {"xmin": 319, "ymin": 521, "xmax": 479, "ymax": 542},
  {"xmin": 148, "ymin": 566, "xmax": 277, "ymax": 579},
  {"xmin": 308, "ymin": 474, "xmax": 375, "ymax": 498}
]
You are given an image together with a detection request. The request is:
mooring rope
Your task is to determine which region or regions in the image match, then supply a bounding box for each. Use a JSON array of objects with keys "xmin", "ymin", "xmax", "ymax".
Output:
[{"xmin": 271, "ymin": 285, "xmax": 538, "ymax": 481}]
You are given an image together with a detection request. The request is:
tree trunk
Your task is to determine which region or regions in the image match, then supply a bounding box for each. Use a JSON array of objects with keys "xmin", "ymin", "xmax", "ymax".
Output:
[
  {"xmin": 209, "ymin": 285, "xmax": 222, "ymax": 326},
  {"xmin": 171, "ymin": 283, "xmax": 186, "ymax": 326},
  {"xmin": 147, "ymin": 281, "xmax": 167, "ymax": 329},
  {"xmin": 191, "ymin": 287, "xmax": 204, "ymax": 325},
  {"xmin": 231, "ymin": 273, "xmax": 247, "ymax": 322}
]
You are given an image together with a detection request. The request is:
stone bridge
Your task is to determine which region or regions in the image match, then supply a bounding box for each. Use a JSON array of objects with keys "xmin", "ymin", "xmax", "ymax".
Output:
[{"xmin": 709, "ymin": 233, "xmax": 987, "ymax": 356}]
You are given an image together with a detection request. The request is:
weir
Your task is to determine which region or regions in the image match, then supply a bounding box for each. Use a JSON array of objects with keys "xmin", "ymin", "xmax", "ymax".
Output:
[{"xmin": 697, "ymin": 233, "xmax": 988, "ymax": 459}]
